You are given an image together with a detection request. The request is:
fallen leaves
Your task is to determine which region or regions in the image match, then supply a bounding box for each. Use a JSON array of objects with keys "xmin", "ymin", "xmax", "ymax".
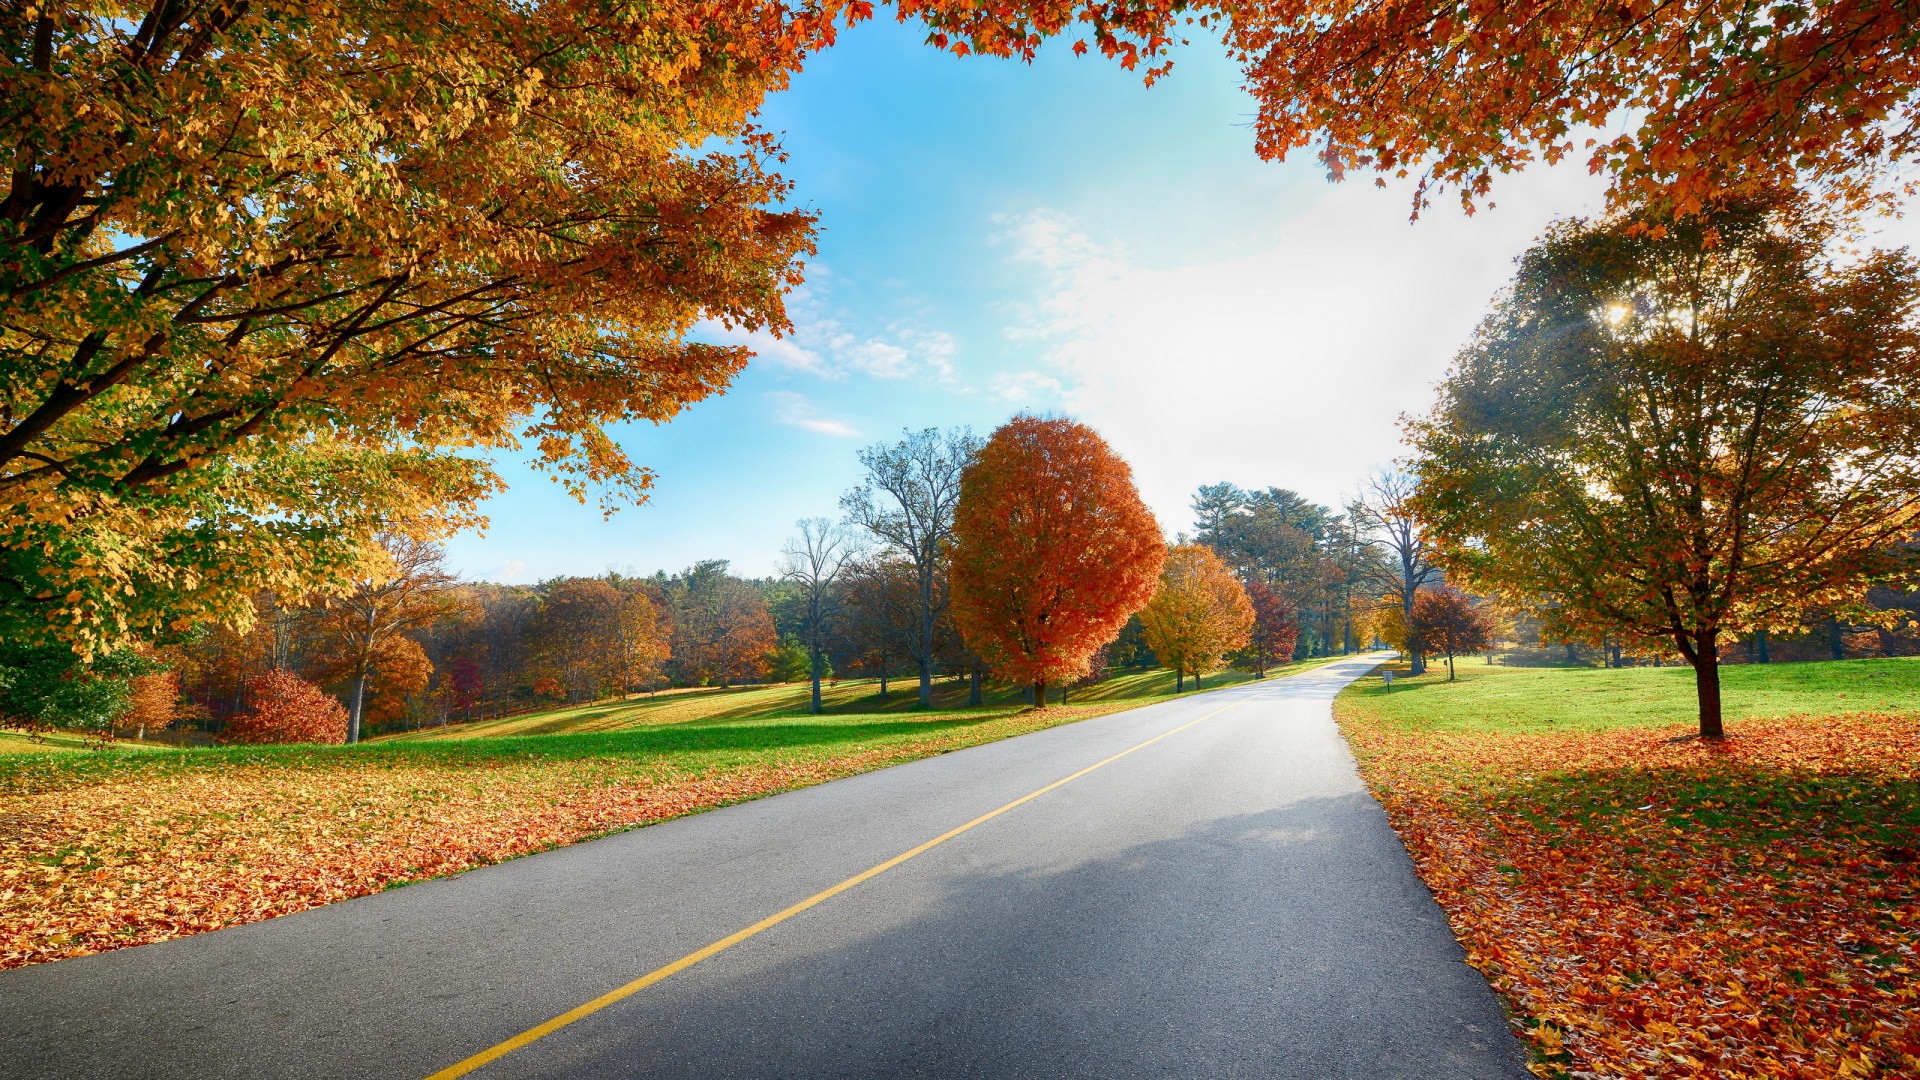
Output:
[
  {"xmin": 0, "ymin": 704, "xmax": 1124, "ymax": 969},
  {"xmin": 1338, "ymin": 705, "xmax": 1920, "ymax": 1078}
]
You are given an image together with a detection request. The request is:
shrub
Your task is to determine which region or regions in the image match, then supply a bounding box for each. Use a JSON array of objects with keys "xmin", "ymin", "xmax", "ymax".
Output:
[{"xmin": 225, "ymin": 670, "xmax": 349, "ymax": 744}]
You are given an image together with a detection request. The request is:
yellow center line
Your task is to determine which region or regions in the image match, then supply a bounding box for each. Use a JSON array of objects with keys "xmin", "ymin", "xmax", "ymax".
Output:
[{"xmin": 424, "ymin": 693, "xmax": 1260, "ymax": 1079}]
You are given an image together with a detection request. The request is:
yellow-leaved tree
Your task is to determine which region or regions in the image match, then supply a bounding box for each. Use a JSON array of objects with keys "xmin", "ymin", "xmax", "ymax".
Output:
[
  {"xmin": 1139, "ymin": 544, "xmax": 1254, "ymax": 692},
  {"xmin": 2, "ymin": 0, "xmax": 823, "ymax": 653}
]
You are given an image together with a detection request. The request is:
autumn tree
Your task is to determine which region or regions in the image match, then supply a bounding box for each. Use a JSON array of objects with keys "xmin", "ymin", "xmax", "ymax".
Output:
[
  {"xmin": 311, "ymin": 536, "xmax": 464, "ymax": 743},
  {"xmin": 523, "ymin": 577, "xmax": 667, "ymax": 703},
  {"xmin": 1410, "ymin": 194, "xmax": 1920, "ymax": 738},
  {"xmin": 949, "ymin": 416, "xmax": 1164, "ymax": 708},
  {"xmin": 123, "ymin": 666, "xmax": 181, "ymax": 740},
  {"xmin": 1406, "ymin": 588, "xmax": 1495, "ymax": 681},
  {"xmin": 1354, "ymin": 472, "xmax": 1440, "ymax": 675},
  {"xmin": 901, "ymin": 0, "xmax": 1920, "ymax": 216},
  {"xmin": 668, "ymin": 562, "xmax": 776, "ymax": 688},
  {"xmin": 1, "ymin": 0, "xmax": 821, "ymax": 655},
  {"xmin": 1237, "ymin": 581, "xmax": 1300, "ymax": 678},
  {"xmin": 224, "ymin": 670, "xmax": 349, "ymax": 745},
  {"xmin": 1140, "ymin": 545, "xmax": 1255, "ymax": 691},
  {"xmin": 780, "ymin": 518, "xmax": 860, "ymax": 714},
  {"xmin": 842, "ymin": 427, "xmax": 981, "ymax": 708}
]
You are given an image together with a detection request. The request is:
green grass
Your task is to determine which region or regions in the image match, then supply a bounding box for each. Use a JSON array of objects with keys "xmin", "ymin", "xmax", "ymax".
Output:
[
  {"xmin": 0, "ymin": 730, "xmax": 171, "ymax": 755},
  {"xmin": 373, "ymin": 663, "xmax": 1297, "ymax": 741},
  {"xmin": 0, "ymin": 658, "xmax": 1337, "ymax": 794},
  {"xmin": 1341, "ymin": 655, "xmax": 1920, "ymax": 734}
]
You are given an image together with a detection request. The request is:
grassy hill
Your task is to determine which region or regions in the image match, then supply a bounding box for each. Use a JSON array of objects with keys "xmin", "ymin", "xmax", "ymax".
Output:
[{"xmin": 376, "ymin": 663, "xmax": 1284, "ymax": 743}]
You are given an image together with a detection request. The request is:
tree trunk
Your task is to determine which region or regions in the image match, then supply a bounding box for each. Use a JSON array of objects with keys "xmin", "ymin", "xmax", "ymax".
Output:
[
  {"xmin": 1446, "ymin": 652, "xmax": 1456, "ymax": 680},
  {"xmin": 878, "ymin": 669, "xmax": 888, "ymax": 699},
  {"xmin": 968, "ymin": 662, "xmax": 982, "ymax": 706},
  {"xmin": 1032, "ymin": 679, "xmax": 1046, "ymax": 709},
  {"xmin": 1828, "ymin": 617, "xmax": 1846, "ymax": 660},
  {"xmin": 809, "ymin": 646, "xmax": 824, "ymax": 715},
  {"xmin": 1195, "ymin": 670, "xmax": 1203, "ymax": 690},
  {"xmin": 1691, "ymin": 637, "xmax": 1725, "ymax": 740},
  {"xmin": 1175, "ymin": 668, "xmax": 1185, "ymax": 692},
  {"xmin": 1756, "ymin": 630, "xmax": 1770, "ymax": 663},
  {"xmin": 1061, "ymin": 683, "xmax": 1069, "ymax": 704},
  {"xmin": 348, "ymin": 668, "xmax": 368, "ymax": 744}
]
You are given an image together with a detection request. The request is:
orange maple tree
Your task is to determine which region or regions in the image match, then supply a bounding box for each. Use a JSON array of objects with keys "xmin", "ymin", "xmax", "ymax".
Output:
[
  {"xmin": 224, "ymin": 670, "xmax": 349, "ymax": 745},
  {"xmin": 949, "ymin": 416, "xmax": 1164, "ymax": 707},
  {"xmin": 1138, "ymin": 544, "xmax": 1253, "ymax": 691},
  {"xmin": 896, "ymin": 0, "xmax": 1920, "ymax": 216}
]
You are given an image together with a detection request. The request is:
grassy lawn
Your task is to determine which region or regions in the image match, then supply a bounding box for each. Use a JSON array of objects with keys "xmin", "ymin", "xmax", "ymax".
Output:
[
  {"xmin": 1338, "ymin": 658, "xmax": 1920, "ymax": 1078},
  {"xmin": 0, "ymin": 658, "xmax": 1329, "ymax": 970},
  {"xmin": 375, "ymin": 664, "xmax": 1268, "ymax": 741}
]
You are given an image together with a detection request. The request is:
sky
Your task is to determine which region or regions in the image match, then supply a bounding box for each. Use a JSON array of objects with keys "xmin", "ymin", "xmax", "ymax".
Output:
[{"xmin": 439, "ymin": 16, "xmax": 1909, "ymax": 585}]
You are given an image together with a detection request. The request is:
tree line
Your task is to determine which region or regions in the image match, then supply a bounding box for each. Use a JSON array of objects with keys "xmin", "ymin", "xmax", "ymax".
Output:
[{"xmin": 2, "ymin": 415, "xmax": 1454, "ymax": 742}]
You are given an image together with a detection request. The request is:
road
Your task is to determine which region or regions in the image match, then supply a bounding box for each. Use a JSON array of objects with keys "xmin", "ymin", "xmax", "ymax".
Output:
[{"xmin": 0, "ymin": 653, "xmax": 1527, "ymax": 1079}]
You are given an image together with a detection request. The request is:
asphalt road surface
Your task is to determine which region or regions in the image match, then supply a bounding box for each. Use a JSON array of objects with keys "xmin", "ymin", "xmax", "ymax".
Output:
[{"xmin": 1, "ymin": 653, "xmax": 1528, "ymax": 1079}]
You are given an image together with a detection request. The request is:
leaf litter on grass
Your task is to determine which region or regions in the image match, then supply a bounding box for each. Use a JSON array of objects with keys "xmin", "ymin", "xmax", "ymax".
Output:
[
  {"xmin": 1338, "ymin": 706, "xmax": 1920, "ymax": 1078},
  {"xmin": 0, "ymin": 703, "xmax": 1132, "ymax": 969}
]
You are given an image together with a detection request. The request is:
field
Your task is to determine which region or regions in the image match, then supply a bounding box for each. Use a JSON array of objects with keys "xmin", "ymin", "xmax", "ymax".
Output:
[
  {"xmin": 1338, "ymin": 658, "xmax": 1920, "ymax": 1078},
  {"xmin": 0, "ymin": 661, "xmax": 1314, "ymax": 970}
]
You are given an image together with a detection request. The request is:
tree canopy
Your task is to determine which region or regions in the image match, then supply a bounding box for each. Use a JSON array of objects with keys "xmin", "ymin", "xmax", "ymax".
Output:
[
  {"xmin": 901, "ymin": 0, "xmax": 1920, "ymax": 214},
  {"xmin": 1139, "ymin": 544, "xmax": 1254, "ymax": 691},
  {"xmin": 3, "ymin": 0, "xmax": 818, "ymax": 653},
  {"xmin": 949, "ymin": 416, "xmax": 1163, "ymax": 706},
  {"xmin": 1410, "ymin": 192, "xmax": 1920, "ymax": 735}
]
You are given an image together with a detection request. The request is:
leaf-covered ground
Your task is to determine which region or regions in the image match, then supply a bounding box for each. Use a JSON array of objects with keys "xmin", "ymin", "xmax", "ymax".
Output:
[
  {"xmin": 1338, "ymin": 659, "xmax": 1920, "ymax": 1078},
  {"xmin": 1, "ymin": 660, "xmax": 1318, "ymax": 970}
]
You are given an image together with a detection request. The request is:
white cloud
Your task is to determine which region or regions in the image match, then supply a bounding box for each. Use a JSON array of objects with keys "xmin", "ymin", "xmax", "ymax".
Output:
[
  {"xmin": 768, "ymin": 391, "xmax": 859, "ymax": 438},
  {"xmin": 991, "ymin": 369, "xmax": 1064, "ymax": 403},
  {"xmin": 695, "ymin": 321, "xmax": 826, "ymax": 376},
  {"xmin": 995, "ymin": 164, "xmax": 1614, "ymax": 529},
  {"xmin": 494, "ymin": 559, "xmax": 529, "ymax": 583},
  {"xmin": 700, "ymin": 269, "xmax": 962, "ymax": 383},
  {"xmin": 844, "ymin": 339, "xmax": 912, "ymax": 378}
]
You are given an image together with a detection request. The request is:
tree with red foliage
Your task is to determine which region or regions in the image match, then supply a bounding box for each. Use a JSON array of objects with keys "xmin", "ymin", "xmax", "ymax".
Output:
[
  {"xmin": 1407, "ymin": 588, "xmax": 1495, "ymax": 682},
  {"xmin": 225, "ymin": 670, "xmax": 349, "ymax": 745},
  {"xmin": 949, "ymin": 416, "xmax": 1164, "ymax": 708},
  {"xmin": 1238, "ymin": 581, "xmax": 1300, "ymax": 678}
]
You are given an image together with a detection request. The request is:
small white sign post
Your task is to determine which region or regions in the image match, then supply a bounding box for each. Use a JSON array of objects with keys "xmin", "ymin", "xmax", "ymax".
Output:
[{"xmin": 1382, "ymin": 670, "xmax": 1394, "ymax": 692}]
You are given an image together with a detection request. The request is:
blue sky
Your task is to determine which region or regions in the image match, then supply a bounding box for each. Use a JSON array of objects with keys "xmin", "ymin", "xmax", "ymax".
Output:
[{"xmin": 443, "ymin": 18, "xmax": 1625, "ymax": 584}]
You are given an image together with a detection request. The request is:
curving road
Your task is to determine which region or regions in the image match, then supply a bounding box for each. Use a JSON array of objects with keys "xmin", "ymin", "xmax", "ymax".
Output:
[{"xmin": 0, "ymin": 653, "xmax": 1526, "ymax": 1079}]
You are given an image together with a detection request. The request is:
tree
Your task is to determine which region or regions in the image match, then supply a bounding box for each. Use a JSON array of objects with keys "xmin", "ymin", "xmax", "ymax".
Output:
[
  {"xmin": 1191, "ymin": 482, "xmax": 1355, "ymax": 655},
  {"xmin": 902, "ymin": 0, "xmax": 1920, "ymax": 215},
  {"xmin": 1237, "ymin": 581, "xmax": 1301, "ymax": 678},
  {"xmin": 1406, "ymin": 588, "xmax": 1495, "ymax": 681},
  {"xmin": 311, "ymin": 536, "xmax": 464, "ymax": 743},
  {"xmin": 524, "ymin": 577, "xmax": 666, "ymax": 703},
  {"xmin": 842, "ymin": 428, "xmax": 982, "ymax": 708},
  {"xmin": 1409, "ymin": 193, "xmax": 1920, "ymax": 738},
  {"xmin": 949, "ymin": 416, "xmax": 1165, "ymax": 708},
  {"xmin": 780, "ymin": 518, "xmax": 860, "ymax": 714},
  {"xmin": 1139, "ymin": 545, "xmax": 1255, "ymax": 691},
  {"xmin": 0, "ymin": 643, "xmax": 150, "ymax": 736},
  {"xmin": 668, "ymin": 562, "xmax": 776, "ymax": 688},
  {"xmin": 837, "ymin": 556, "xmax": 921, "ymax": 698},
  {"xmin": 224, "ymin": 670, "xmax": 349, "ymax": 745},
  {"xmin": 2, "ymin": 0, "xmax": 820, "ymax": 655},
  {"xmin": 123, "ymin": 666, "xmax": 181, "ymax": 740},
  {"xmin": 1354, "ymin": 472, "xmax": 1441, "ymax": 675}
]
